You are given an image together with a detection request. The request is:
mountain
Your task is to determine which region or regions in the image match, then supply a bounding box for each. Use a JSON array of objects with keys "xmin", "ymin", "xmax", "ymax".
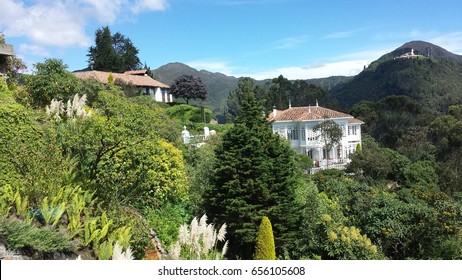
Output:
[
  {"xmin": 367, "ymin": 41, "xmax": 462, "ymax": 70},
  {"xmin": 152, "ymin": 62, "xmax": 239, "ymax": 113},
  {"xmin": 331, "ymin": 41, "xmax": 462, "ymax": 112},
  {"xmin": 153, "ymin": 62, "xmax": 353, "ymax": 114},
  {"xmin": 307, "ymin": 76, "xmax": 353, "ymax": 91}
]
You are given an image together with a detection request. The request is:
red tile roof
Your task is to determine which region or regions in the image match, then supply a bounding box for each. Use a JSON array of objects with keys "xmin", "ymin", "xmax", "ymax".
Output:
[
  {"xmin": 123, "ymin": 69, "xmax": 148, "ymax": 75},
  {"xmin": 268, "ymin": 106, "xmax": 359, "ymax": 122},
  {"xmin": 73, "ymin": 70, "xmax": 169, "ymax": 88},
  {"xmin": 348, "ymin": 118, "xmax": 365, "ymax": 124}
]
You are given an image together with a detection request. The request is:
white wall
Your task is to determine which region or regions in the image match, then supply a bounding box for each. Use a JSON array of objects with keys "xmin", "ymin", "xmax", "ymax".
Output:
[{"xmin": 272, "ymin": 119, "xmax": 362, "ymax": 161}]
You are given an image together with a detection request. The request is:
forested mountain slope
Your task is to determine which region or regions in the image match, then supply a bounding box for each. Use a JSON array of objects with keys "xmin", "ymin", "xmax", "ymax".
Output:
[{"xmin": 331, "ymin": 41, "xmax": 462, "ymax": 113}]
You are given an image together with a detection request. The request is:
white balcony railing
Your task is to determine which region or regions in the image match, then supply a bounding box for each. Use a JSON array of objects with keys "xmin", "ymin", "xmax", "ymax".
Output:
[{"xmin": 310, "ymin": 158, "xmax": 351, "ymax": 174}]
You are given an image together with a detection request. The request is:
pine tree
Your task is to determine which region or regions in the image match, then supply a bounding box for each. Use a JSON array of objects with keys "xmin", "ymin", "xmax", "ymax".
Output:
[
  {"xmin": 87, "ymin": 26, "xmax": 141, "ymax": 72},
  {"xmin": 205, "ymin": 79, "xmax": 300, "ymax": 259},
  {"xmin": 254, "ymin": 216, "xmax": 276, "ymax": 260}
]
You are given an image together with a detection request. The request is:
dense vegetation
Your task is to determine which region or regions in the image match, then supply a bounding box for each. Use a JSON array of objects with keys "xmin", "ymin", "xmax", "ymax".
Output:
[
  {"xmin": 152, "ymin": 63, "xmax": 342, "ymax": 118},
  {"xmin": 2, "ymin": 34, "xmax": 462, "ymax": 260},
  {"xmin": 1, "ymin": 58, "xmax": 188, "ymax": 259},
  {"xmin": 333, "ymin": 57, "xmax": 462, "ymax": 111}
]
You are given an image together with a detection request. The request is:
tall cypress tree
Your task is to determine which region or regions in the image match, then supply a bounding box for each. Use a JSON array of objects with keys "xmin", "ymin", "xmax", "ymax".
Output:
[
  {"xmin": 87, "ymin": 26, "xmax": 141, "ymax": 72},
  {"xmin": 254, "ymin": 216, "xmax": 276, "ymax": 260},
  {"xmin": 205, "ymin": 79, "xmax": 300, "ymax": 259}
]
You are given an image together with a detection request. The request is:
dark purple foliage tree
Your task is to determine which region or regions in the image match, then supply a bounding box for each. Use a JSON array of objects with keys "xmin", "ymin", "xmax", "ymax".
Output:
[{"xmin": 170, "ymin": 75, "xmax": 207, "ymax": 104}]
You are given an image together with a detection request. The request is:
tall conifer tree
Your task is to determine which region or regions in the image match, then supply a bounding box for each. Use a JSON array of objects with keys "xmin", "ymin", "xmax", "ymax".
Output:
[
  {"xmin": 87, "ymin": 26, "xmax": 141, "ymax": 72},
  {"xmin": 205, "ymin": 79, "xmax": 300, "ymax": 259}
]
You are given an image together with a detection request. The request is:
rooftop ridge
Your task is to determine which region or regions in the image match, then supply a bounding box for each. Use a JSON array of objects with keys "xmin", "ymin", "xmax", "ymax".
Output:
[
  {"xmin": 268, "ymin": 105, "xmax": 354, "ymax": 121},
  {"xmin": 73, "ymin": 70, "xmax": 169, "ymax": 88}
]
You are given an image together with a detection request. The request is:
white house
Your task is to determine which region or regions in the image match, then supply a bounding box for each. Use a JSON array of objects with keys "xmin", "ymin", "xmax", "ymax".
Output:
[
  {"xmin": 74, "ymin": 69, "xmax": 172, "ymax": 102},
  {"xmin": 268, "ymin": 103, "xmax": 364, "ymax": 172}
]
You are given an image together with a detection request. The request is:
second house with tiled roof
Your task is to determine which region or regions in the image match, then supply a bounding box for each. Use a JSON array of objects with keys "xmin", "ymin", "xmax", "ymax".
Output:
[
  {"xmin": 74, "ymin": 69, "xmax": 172, "ymax": 102},
  {"xmin": 268, "ymin": 102, "xmax": 364, "ymax": 172}
]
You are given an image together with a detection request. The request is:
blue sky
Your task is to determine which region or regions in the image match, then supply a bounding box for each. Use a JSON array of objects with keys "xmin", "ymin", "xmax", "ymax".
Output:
[{"xmin": 2, "ymin": 0, "xmax": 462, "ymax": 79}]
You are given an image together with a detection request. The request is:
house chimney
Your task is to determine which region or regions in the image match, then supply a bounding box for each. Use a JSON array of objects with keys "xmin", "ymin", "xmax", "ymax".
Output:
[
  {"xmin": 273, "ymin": 106, "xmax": 277, "ymax": 117},
  {"xmin": 316, "ymin": 99, "xmax": 319, "ymax": 107},
  {"xmin": 289, "ymin": 100, "xmax": 292, "ymax": 109}
]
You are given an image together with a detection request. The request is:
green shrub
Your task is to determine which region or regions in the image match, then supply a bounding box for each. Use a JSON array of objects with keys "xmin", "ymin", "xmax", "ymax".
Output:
[
  {"xmin": 166, "ymin": 104, "xmax": 213, "ymax": 124},
  {"xmin": 144, "ymin": 202, "xmax": 191, "ymax": 249},
  {"xmin": 254, "ymin": 216, "xmax": 276, "ymax": 260},
  {"xmin": 0, "ymin": 217, "xmax": 71, "ymax": 255}
]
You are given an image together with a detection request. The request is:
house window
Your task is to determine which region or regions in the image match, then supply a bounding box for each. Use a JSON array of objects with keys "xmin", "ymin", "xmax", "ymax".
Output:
[
  {"xmin": 306, "ymin": 128, "xmax": 317, "ymax": 141},
  {"xmin": 287, "ymin": 126, "xmax": 298, "ymax": 140},
  {"xmin": 301, "ymin": 128, "xmax": 306, "ymax": 141},
  {"xmin": 273, "ymin": 127, "xmax": 286, "ymax": 138},
  {"xmin": 348, "ymin": 125, "xmax": 357, "ymax": 135}
]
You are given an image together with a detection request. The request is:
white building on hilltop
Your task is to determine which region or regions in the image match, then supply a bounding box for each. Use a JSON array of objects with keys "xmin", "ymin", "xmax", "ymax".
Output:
[{"xmin": 268, "ymin": 103, "xmax": 364, "ymax": 172}]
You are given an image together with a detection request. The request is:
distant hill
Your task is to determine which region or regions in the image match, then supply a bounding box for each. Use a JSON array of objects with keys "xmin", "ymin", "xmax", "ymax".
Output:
[
  {"xmin": 367, "ymin": 41, "xmax": 462, "ymax": 70},
  {"xmin": 152, "ymin": 62, "xmax": 239, "ymax": 113},
  {"xmin": 153, "ymin": 62, "xmax": 352, "ymax": 113},
  {"xmin": 307, "ymin": 76, "xmax": 353, "ymax": 91},
  {"xmin": 331, "ymin": 41, "xmax": 462, "ymax": 113}
]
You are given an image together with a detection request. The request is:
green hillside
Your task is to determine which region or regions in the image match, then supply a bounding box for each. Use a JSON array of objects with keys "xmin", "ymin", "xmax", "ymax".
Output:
[
  {"xmin": 152, "ymin": 62, "xmax": 239, "ymax": 113},
  {"xmin": 332, "ymin": 41, "xmax": 462, "ymax": 113},
  {"xmin": 153, "ymin": 63, "xmax": 352, "ymax": 114}
]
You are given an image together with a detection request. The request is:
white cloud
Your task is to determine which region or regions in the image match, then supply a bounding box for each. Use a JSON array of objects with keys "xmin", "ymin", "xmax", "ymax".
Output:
[
  {"xmin": 131, "ymin": 0, "xmax": 168, "ymax": 13},
  {"xmin": 324, "ymin": 31, "xmax": 358, "ymax": 39},
  {"xmin": 374, "ymin": 30, "xmax": 462, "ymax": 55},
  {"xmin": 324, "ymin": 25, "xmax": 388, "ymax": 40},
  {"xmin": 204, "ymin": 0, "xmax": 293, "ymax": 5},
  {"xmin": 19, "ymin": 44, "xmax": 50, "ymax": 57},
  {"xmin": 270, "ymin": 35, "xmax": 309, "ymax": 50},
  {"xmin": 0, "ymin": 0, "xmax": 168, "ymax": 48},
  {"xmin": 334, "ymin": 48, "xmax": 391, "ymax": 62},
  {"xmin": 0, "ymin": 1, "xmax": 89, "ymax": 47},
  {"xmin": 429, "ymin": 32, "xmax": 462, "ymax": 55},
  {"xmin": 187, "ymin": 60, "xmax": 235, "ymax": 75},
  {"xmin": 241, "ymin": 60, "xmax": 368, "ymax": 80},
  {"xmin": 80, "ymin": 0, "xmax": 126, "ymax": 23}
]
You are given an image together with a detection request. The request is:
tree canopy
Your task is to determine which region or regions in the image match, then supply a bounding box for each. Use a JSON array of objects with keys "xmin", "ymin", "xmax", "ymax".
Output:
[
  {"xmin": 26, "ymin": 58, "xmax": 82, "ymax": 108},
  {"xmin": 313, "ymin": 118, "xmax": 343, "ymax": 166},
  {"xmin": 87, "ymin": 26, "xmax": 141, "ymax": 72},
  {"xmin": 169, "ymin": 74, "xmax": 207, "ymax": 104},
  {"xmin": 205, "ymin": 79, "xmax": 300, "ymax": 259}
]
